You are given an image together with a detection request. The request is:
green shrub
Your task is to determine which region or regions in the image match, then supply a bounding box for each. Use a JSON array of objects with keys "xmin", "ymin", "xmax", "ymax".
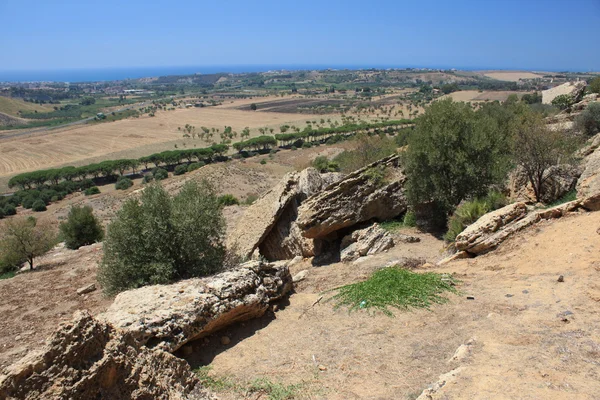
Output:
[
  {"xmin": 403, "ymin": 211, "xmax": 417, "ymax": 227},
  {"xmin": 115, "ymin": 177, "xmax": 133, "ymax": 190},
  {"xmin": 84, "ymin": 186, "xmax": 101, "ymax": 196},
  {"xmin": 260, "ymin": 159, "xmax": 267, "ymax": 165},
  {"xmin": 142, "ymin": 174, "xmax": 154, "ymax": 184},
  {"xmin": 187, "ymin": 162, "xmax": 205, "ymax": 172},
  {"xmin": 332, "ymin": 133, "xmax": 396, "ymax": 173},
  {"xmin": 32, "ymin": 200, "xmax": 47, "ymax": 212},
  {"xmin": 174, "ymin": 164, "xmax": 188, "ymax": 176},
  {"xmin": 302, "ymin": 141, "xmax": 312, "ymax": 148},
  {"xmin": 4, "ymin": 205, "xmax": 16, "ymax": 216},
  {"xmin": 311, "ymin": 156, "xmax": 340, "ymax": 173},
  {"xmin": 589, "ymin": 77, "xmax": 600, "ymax": 94},
  {"xmin": 218, "ymin": 194, "xmax": 240, "ymax": 206},
  {"xmin": 290, "ymin": 146, "xmax": 297, "ymax": 151},
  {"xmin": 153, "ymin": 168, "xmax": 168, "ymax": 180},
  {"xmin": 0, "ymin": 208, "xmax": 4, "ymax": 219},
  {"xmin": 551, "ymin": 94, "xmax": 574, "ymax": 111},
  {"xmin": 98, "ymin": 181, "xmax": 225, "ymax": 296},
  {"xmin": 575, "ymin": 102, "xmax": 600, "ymax": 136},
  {"xmin": 244, "ymin": 194, "xmax": 258, "ymax": 205},
  {"xmin": 444, "ymin": 191, "xmax": 507, "ymax": 242},
  {"xmin": 22, "ymin": 195, "xmax": 36, "ymax": 209},
  {"xmin": 59, "ymin": 205, "xmax": 104, "ymax": 249}
]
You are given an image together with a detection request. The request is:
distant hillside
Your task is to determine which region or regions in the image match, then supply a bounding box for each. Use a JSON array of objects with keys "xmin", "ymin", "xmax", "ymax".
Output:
[
  {"xmin": 0, "ymin": 96, "xmax": 53, "ymax": 117},
  {"xmin": 0, "ymin": 111, "xmax": 26, "ymax": 127}
]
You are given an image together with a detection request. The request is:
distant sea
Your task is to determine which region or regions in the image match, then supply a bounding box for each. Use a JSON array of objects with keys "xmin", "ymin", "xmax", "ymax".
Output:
[{"xmin": 0, "ymin": 65, "xmax": 389, "ymax": 83}]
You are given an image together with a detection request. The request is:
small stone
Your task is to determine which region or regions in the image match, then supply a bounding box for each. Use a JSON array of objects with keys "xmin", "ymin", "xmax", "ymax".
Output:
[
  {"xmin": 220, "ymin": 336, "xmax": 231, "ymax": 345},
  {"xmin": 272, "ymin": 304, "xmax": 279, "ymax": 312},
  {"xmin": 318, "ymin": 365, "xmax": 327, "ymax": 371},
  {"xmin": 466, "ymin": 296, "xmax": 475, "ymax": 300},
  {"xmin": 557, "ymin": 275, "xmax": 564, "ymax": 282},
  {"xmin": 292, "ymin": 270, "xmax": 308, "ymax": 283},
  {"xmin": 178, "ymin": 289, "xmax": 185, "ymax": 293},
  {"xmin": 522, "ymin": 290, "xmax": 529, "ymax": 294},
  {"xmin": 505, "ymin": 294, "xmax": 513, "ymax": 298},
  {"xmin": 76, "ymin": 283, "xmax": 96, "ymax": 295},
  {"xmin": 15, "ymin": 335, "xmax": 21, "ymax": 341}
]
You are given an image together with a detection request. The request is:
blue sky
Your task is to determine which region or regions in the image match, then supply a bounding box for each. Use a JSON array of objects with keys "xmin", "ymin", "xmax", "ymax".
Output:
[{"xmin": 1, "ymin": 0, "xmax": 599, "ymax": 72}]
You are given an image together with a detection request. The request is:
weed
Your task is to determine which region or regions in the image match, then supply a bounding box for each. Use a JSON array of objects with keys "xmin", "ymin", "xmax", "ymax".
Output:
[
  {"xmin": 247, "ymin": 378, "xmax": 303, "ymax": 400},
  {"xmin": 327, "ymin": 266, "xmax": 458, "ymax": 316},
  {"xmin": 0, "ymin": 271, "xmax": 16, "ymax": 280},
  {"xmin": 545, "ymin": 189, "xmax": 577, "ymax": 208}
]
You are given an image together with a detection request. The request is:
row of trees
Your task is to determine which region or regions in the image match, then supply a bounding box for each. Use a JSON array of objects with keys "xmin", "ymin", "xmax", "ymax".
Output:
[{"xmin": 8, "ymin": 144, "xmax": 229, "ymax": 190}]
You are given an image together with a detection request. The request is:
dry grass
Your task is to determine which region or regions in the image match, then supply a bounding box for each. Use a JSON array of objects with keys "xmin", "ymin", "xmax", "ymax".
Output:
[
  {"xmin": 443, "ymin": 90, "xmax": 525, "ymax": 102},
  {"xmin": 0, "ymin": 96, "xmax": 54, "ymax": 117},
  {"xmin": 480, "ymin": 71, "xmax": 543, "ymax": 82}
]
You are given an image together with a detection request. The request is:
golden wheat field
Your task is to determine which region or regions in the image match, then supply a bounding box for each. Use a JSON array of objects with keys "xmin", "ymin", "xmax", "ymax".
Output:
[{"xmin": 0, "ymin": 97, "xmax": 337, "ymax": 189}]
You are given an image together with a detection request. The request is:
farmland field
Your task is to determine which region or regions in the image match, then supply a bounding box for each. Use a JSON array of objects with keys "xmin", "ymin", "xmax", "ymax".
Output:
[
  {"xmin": 0, "ymin": 96, "xmax": 338, "ymax": 191},
  {"xmin": 480, "ymin": 71, "xmax": 544, "ymax": 81},
  {"xmin": 443, "ymin": 90, "xmax": 525, "ymax": 102}
]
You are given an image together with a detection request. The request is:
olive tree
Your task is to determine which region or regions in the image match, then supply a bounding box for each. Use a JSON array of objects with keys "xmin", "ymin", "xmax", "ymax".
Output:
[
  {"xmin": 0, "ymin": 216, "xmax": 56, "ymax": 270},
  {"xmin": 98, "ymin": 180, "xmax": 225, "ymax": 295},
  {"xmin": 59, "ymin": 205, "xmax": 104, "ymax": 250}
]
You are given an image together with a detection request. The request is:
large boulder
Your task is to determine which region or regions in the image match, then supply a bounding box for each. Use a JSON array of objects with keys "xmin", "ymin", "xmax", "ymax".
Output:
[
  {"xmin": 227, "ymin": 168, "xmax": 325, "ymax": 260},
  {"xmin": 297, "ymin": 155, "xmax": 407, "ymax": 239},
  {"xmin": 542, "ymin": 81, "xmax": 587, "ymax": 105},
  {"xmin": 455, "ymin": 200, "xmax": 582, "ymax": 255},
  {"xmin": 0, "ymin": 311, "xmax": 212, "ymax": 400},
  {"xmin": 340, "ymin": 224, "xmax": 394, "ymax": 262},
  {"xmin": 508, "ymin": 164, "xmax": 580, "ymax": 204},
  {"xmin": 577, "ymin": 135, "xmax": 600, "ymax": 210},
  {"xmin": 100, "ymin": 261, "xmax": 292, "ymax": 353}
]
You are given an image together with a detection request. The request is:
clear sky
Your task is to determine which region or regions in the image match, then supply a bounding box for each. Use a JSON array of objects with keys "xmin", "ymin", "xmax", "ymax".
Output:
[{"xmin": 1, "ymin": 0, "xmax": 599, "ymax": 72}]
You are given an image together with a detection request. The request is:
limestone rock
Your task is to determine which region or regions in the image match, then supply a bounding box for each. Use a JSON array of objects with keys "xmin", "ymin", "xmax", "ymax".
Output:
[
  {"xmin": 508, "ymin": 164, "xmax": 580, "ymax": 204},
  {"xmin": 577, "ymin": 139, "xmax": 600, "ymax": 209},
  {"xmin": 542, "ymin": 81, "xmax": 587, "ymax": 105},
  {"xmin": 76, "ymin": 283, "xmax": 96, "ymax": 295},
  {"xmin": 0, "ymin": 311, "xmax": 213, "ymax": 400},
  {"xmin": 228, "ymin": 167, "xmax": 327, "ymax": 260},
  {"xmin": 455, "ymin": 203, "xmax": 529, "ymax": 254},
  {"xmin": 100, "ymin": 261, "xmax": 292, "ymax": 353},
  {"xmin": 340, "ymin": 224, "xmax": 394, "ymax": 262},
  {"xmin": 297, "ymin": 155, "xmax": 407, "ymax": 239}
]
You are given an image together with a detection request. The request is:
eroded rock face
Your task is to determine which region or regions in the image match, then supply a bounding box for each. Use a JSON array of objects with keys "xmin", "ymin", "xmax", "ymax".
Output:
[
  {"xmin": 100, "ymin": 260, "xmax": 292, "ymax": 353},
  {"xmin": 508, "ymin": 165, "xmax": 581, "ymax": 204},
  {"xmin": 0, "ymin": 311, "xmax": 212, "ymax": 400},
  {"xmin": 340, "ymin": 224, "xmax": 394, "ymax": 262},
  {"xmin": 297, "ymin": 155, "xmax": 407, "ymax": 239},
  {"xmin": 228, "ymin": 168, "xmax": 326, "ymax": 260},
  {"xmin": 542, "ymin": 81, "xmax": 587, "ymax": 105},
  {"xmin": 577, "ymin": 135, "xmax": 600, "ymax": 210}
]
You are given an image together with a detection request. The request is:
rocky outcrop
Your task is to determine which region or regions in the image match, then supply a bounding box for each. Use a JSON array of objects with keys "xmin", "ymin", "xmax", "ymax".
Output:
[
  {"xmin": 508, "ymin": 164, "xmax": 580, "ymax": 204},
  {"xmin": 100, "ymin": 260, "xmax": 292, "ymax": 353},
  {"xmin": 340, "ymin": 224, "xmax": 394, "ymax": 262},
  {"xmin": 0, "ymin": 311, "xmax": 213, "ymax": 400},
  {"xmin": 542, "ymin": 81, "xmax": 586, "ymax": 105},
  {"xmin": 577, "ymin": 134, "xmax": 600, "ymax": 210},
  {"xmin": 455, "ymin": 200, "xmax": 582, "ymax": 255},
  {"xmin": 297, "ymin": 155, "xmax": 407, "ymax": 239},
  {"xmin": 228, "ymin": 168, "xmax": 327, "ymax": 260}
]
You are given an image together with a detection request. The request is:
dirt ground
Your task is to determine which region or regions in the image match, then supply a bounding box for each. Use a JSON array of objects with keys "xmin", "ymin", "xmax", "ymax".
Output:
[
  {"xmin": 444, "ymin": 90, "xmax": 525, "ymax": 103},
  {"xmin": 184, "ymin": 212, "xmax": 600, "ymax": 400}
]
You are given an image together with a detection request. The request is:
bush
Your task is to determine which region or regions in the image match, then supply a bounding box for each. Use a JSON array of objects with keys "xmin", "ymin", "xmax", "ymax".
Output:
[
  {"xmin": 174, "ymin": 164, "xmax": 188, "ymax": 176},
  {"xmin": 333, "ymin": 133, "xmax": 396, "ymax": 173},
  {"xmin": 4, "ymin": 204, "xmax": 16, "ymax": 216},
  {"xmin": 590, "ymin": 77, "xmax": 600, "ymax": 94},
  {"xmin": 302, "ymin": 142, "xmax": 312, "ymax": 148},
  {"xmin": 403, "ymin": 211, "xmax": 417, "ymax": 227},
  {"xmin": 32, "ymin": 199, "xmax": 47, "ymax": 212},
  {"xmin": 22, "ymin": 195, "xmax": 36, "ymax": 209},
  {"xmin": 115, "ymin": 177, "xmax": 133, "ymax": 190},
  {"xmin": 0, "ymin": 207, "xmax": 4, "ymax": 219},
  {"xmin": 98, "ymin": 181, "xmax": 225, "ymax": 296},
  {"xmin": 59, "ymin": 205, "xmax": 104, "ymax": 249},
  {"xmin": 153, "ymin": 168, "xmax": 168, "ymax": 180},
  {"xmin": 187, "ymin": 162, "xmax": 205, "ymax": 172},
  {"xmin": 290, "ymin": 146, "xmax": 297, "ymax": 151},
  {"xmin": 142, "ymin": 174, "xmax": 154, "ymax": 184},
  {"xmin": 551, "ymin": 94, "xmax": 574, "ymax": 111},
  {"xmin": 444, "ymin": 191, "xmax": 507, "ymax": 242},
  {"xmin": 218, "ymin": 194, "xmax": 240, "ymax": 206},
  {"xmin": 84, "ymin": 186, "xmax": 100, "ymax": 196},
  {"xmin": 575, "ymin": 102, "xmax": 600, "ymax": 136},
  {"xmin": 260, "ymin": 159, "xmax": 267, "ymax": 165},
  {"xmin": 244, "ymin": 194, "xmax": 258, "ymax": 205},
  {"xmin": 311, "ymin": 156, "xmax": 340, "ymax": 173}
]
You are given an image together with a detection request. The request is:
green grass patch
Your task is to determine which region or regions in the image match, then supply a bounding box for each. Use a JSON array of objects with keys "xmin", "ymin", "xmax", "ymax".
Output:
[
  {"xmin": 327, "ymin": 266, "xmax": 459, "ymax": 316},
  {"xmin": 0, "ymin": 271, "xmax": 16, "ymax": 280},
  {"xmin": 545, "ymin": 189, "xmax": 577, "ymax": 208},
  {"xmin": 195, "ymin": 366, "xmax": 304, "ymax": 399}
]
